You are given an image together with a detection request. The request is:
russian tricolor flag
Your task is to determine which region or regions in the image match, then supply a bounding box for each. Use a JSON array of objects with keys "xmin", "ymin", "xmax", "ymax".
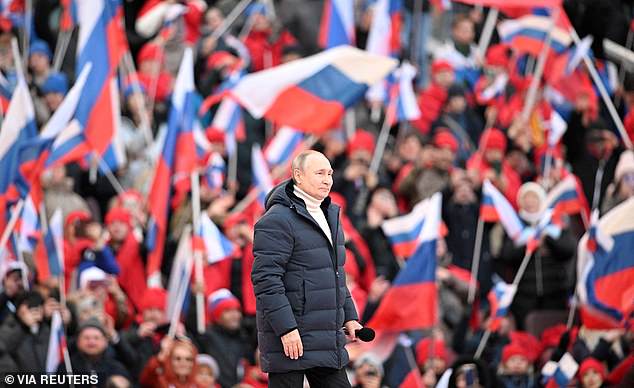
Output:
[
  {"xmin": 545, "ymin": 175, "xmax": 589, "ymax": 222},
  {"xmin": 34, "ymin": 209, "xmax": 65, "ymax": 282},
  {"xmin": 208, "ymin": 97, "xmax": 245, "ymax": 158},
  {"xmin": 480, "ymin": 180, "xmax": 525, "ymax": 242},
  {"xmin": 264, "ymin": 127, "xmax": 305, "ymax": 167},
  {"xmin": 60, "ymin": 0, "xmax": 126, "ymax": 163},
  {"xmin": 0, "ymin": 67, "xmax": 37, "ymax": 200},
  {"xmin": 202, "ymin": 152, "xmax": 225, "ymax": 192},
  {"xmin": 369, "ymin": 193, "xmax": 441, "ymax": 331},
  {"xmin": 382, "ymin": 195, "xmax": 434, "ymax": 258},
  {"xmin": 577, "ymin": 199, "xmax": 634, "ymax": 328},
  {"xmin": 231, "ymin": 46, "xmax": 397, "ymax": 134},
  {"xmin": 146, "ymin": 48, "xmax": 198, "ymax": 285},
  {"xmin": 497, "ymin": 8, "xmax": 572, "ymax": 57},
  {"xmin": 365, "ymin": 0, "xmax": 402, "ymax": 58},
  {"xmin": 166, "ymin": 228, "xmax": 194, "ymax": 319},
  {"xmin": 541, "ymin": 353, "xmax": 578, "ymax": 388},
  {"xmin": 46, "ymin": 310, "xmax": 67, "ymax": 373},
  {"xmin": 487, "ymin": 279, "xmax": 518, "ymax": 331},
  {"xmin": 251, "ymin": 144, "xmax": 274, "ymax": 206},
  {"xmin": 318, "ymin": 0, "xmax": 355, "ymax": 49},
  {"xmin": 200, "ymin": 213, "xmax": 235, "ymax": 264},
  {"xmin": 385, "ymin": 62, "xmax": 421, "ymax": 126}
]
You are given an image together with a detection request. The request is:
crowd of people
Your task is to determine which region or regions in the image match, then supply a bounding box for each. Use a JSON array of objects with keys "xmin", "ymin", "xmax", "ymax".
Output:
[{"xmin": 0, "ymin": 0, "xmax": 633, "ymax": 387}]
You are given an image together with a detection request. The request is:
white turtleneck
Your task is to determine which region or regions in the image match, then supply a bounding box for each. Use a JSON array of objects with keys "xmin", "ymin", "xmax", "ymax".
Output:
[{"xmin": 293, "ymin": 185, "xmax": 333, "ymax": 246}]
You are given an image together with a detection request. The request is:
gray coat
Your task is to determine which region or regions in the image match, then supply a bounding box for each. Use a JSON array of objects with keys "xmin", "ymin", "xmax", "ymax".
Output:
[{"xmin": 252, "ymin": 180, "xmax": 358, "ymax": 373}]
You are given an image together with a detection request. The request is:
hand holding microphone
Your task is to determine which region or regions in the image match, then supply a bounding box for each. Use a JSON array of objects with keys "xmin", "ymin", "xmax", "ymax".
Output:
[{"xmin": 343, "ymin": 321, "xmax": 375, "ymax": 342}]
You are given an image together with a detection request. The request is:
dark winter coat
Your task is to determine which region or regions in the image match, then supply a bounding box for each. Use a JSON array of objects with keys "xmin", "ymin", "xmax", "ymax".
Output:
[
  {"xmin": 252, "ymin": 180, "xmax": 358, "ymax": 373},
  {"xmin": 195, "ymin": 325, "xmax": 252, "ymax": 388}
]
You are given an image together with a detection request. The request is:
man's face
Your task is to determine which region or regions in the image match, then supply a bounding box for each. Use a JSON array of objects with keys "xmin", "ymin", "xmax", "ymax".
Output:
[
  {"xmin": 3, "ymin": 271, "xmax": 24, "ymax": 297},
  {"xmin": 453, "ymin": 19, "xmax": 475, "ymax": 45},
  {"xmin": 295, "ymin": 153, "xmax": 334, "ymax": 201},
  {"xmin": 505, "ymin": 355, "xmax": 529, "ymax": 375},
  {"xmin": 582, "ymin": 370, "xmax": 603, "ymax": 388},
  {"xmin": 142, "ymin": 307, "xmax": 166, "ymax": 325},
  {"xmin": 435, "ymin": 147, "xmax": 456, "ymax": 171},
  {"xmin": 217, "ymin": 308, "xmax": 242, "ymax": 331},
  {"xmin": 434, "ymin": 70, "xmax": 455, "ymax": 88},
  {"xmin": 29, "ymin": 53, "xmax": 49, "ymax": 74},
  {"xmin": 107, "ymin": 221, "xmax": 129, "ymax": 243},
  {"xmin": 77, "ymin": 327, "xmax": 108, "ymax": 357}
]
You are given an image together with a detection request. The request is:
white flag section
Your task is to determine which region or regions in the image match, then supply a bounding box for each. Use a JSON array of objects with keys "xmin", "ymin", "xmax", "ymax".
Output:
[
  {"xmin": 200, "ymin": 212, "xmax": 236, "ymax": 264},
  {"xmin": 166, "ymin": 227, "xmax": 193, "ymax": 319},
  {"xmin": 46, "ymin": 311, "xmax": 64, "ymax": 373},
  {"xmin": 548, "ymin": 111, "xmax": 567, "ymax": 147}
]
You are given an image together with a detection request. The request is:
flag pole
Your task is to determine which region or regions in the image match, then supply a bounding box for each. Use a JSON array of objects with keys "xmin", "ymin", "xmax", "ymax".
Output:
[
  {"xmin": 121, "ymin": 51, "xmax": 155, "ymax": 147},
  {"xmin": 22, "ymin": 0, "xmax": 32, "ymax": 70},
  {"xmin": 227, "ymin": 148, "xmax": 239, "ymax": 194},
  {"xmin": 52, "ymin": 30, "xmax": 73, "ymax": 73},
  {"xmin": 211, "ymin": 0, "xmax": 253, "ymax": 41},
  {"xmin": 520, "ymin": 8, "xmax": 559, "ymax": 123},
  {"xmin": 542, "ymin": 147, "xmax": 554, "ymax": 190},
  {"xmin": 0, "ymin": 199, "xmax": 25, "ymax": 256},
  {"xmin": 94, "ymin": 153, "xmax": 127, "ymax": 196},
  {"xmin": 467, "ymin": 217, "xmax": 484, "ymax": 304},
  {"xmin": 615, "ymin": 28, "xmax": 633, "ymax": 108},
  {"xmin": 477, "ymin": 9, "xmax": 499, "ymax": 63},
  {"xmin": 190, "ymin": 171, "xmax": 206, "ymax": 334},
  {"xmin": 475, "ymin": 247, "xmax": 534, "ymax": 358},
  {"xmin": 571, "ymin": 30, "xmax": 634, "ymax": 150},
  {"xmin": 168, "ymin": 226, "xmax": 194, "ymax": 338},
  {"xmin": 13, "ymin": 232, "xmax": 29, "ymax": 291}
]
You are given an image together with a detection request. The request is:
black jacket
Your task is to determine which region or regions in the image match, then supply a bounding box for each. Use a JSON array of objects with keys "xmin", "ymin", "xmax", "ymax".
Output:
[
  {"xmin": 252, "ymin": 180, "xmax": 358, "ymax": 373},
  {"xmin": 195, "ymin": 325, "xmax": 252, "ymax": 388}
]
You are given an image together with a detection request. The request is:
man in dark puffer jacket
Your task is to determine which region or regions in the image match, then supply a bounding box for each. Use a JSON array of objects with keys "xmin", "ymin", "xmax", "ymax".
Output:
[{"xmin": 252, "ymin": 150, "xmax": 362, "ymax": 387}]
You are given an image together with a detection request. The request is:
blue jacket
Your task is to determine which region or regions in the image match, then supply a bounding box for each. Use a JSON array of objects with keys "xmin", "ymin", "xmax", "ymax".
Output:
[{"xmin": 252, "ymin": 180, "xmax": 358, "ymax": 373}]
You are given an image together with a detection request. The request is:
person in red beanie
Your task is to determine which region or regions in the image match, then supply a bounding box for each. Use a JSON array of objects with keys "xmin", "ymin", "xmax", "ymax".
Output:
[
  {"xmin": 333, "ymin": 129, "xmax": 379, "ymax": 226},
  {"xmin": 579, "ymin": 358, "xmax": 606, "ymax": 388},
  {"xmin": 106, "ymin": 207, "xmax": 147, "ymax": 314},
  {"xmin": 121, "ymin": 287, "xmax": 171, "ymax": 380},
  {"xmin": 474, "ymin": 44, "xmax": 511, "ymax": 108},
  {"xmin": 136, "ymin": 42, "xmax": 174, "ymax": 104},
  {"xmin": 497, "ymin": 343, "xmax": 535, "ymax": 388},
  {"xmin": 194, "ymin": 289, "xmax": 251, "ymax": 388},
  {"xmin": 398, "ymin": 130, "xmax": 456, "ymax": 209},
  {"xmin": 243, "ymin": 4, "xmax": 297, "ymax": 72},
  {"xmin": 416, "ymin": 337, "xmax": 450, "ymax": 383},
  {"xmin": 467, "ymin": 128, "xmax": 521, "ymax": 207},
  {"xmin": 412, "ymin": 60, "xmax": 455, "ymax": 134}
]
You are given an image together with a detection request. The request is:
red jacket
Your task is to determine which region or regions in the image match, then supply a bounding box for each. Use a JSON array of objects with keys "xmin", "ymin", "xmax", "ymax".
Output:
[{"xmin": 243, "ymin": 29, "xmax": 296, "ymax": 72}]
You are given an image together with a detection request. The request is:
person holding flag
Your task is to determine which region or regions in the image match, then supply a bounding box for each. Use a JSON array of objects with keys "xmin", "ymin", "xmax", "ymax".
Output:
[{"xmin": 497, "ymin": 182, "xmax": 577, "ymax": 329}]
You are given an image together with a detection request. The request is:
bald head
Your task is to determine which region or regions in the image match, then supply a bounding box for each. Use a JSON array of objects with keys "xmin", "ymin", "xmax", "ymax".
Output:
[{"xmin": 291, "ymin": 150, "xmax": 333, "ymax": 200}]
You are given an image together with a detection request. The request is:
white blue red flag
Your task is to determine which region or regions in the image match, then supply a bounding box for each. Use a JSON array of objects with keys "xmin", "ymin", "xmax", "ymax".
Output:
[
  {"xmin": 200, "ymin": 213, "xmax": 235, "ymax": 264},
  {"xmin": 385, "ymin": 62, "xmax": 421, "ymax": 126},
  {"xmin": 251, "ymin": 144, "xmax": 274, "ymax": 206},
  {"xmin": 480, "ymin": 180, "xmax": 525, "ymax": 242},
  {"xmin": 541, "ymin": 353, "xmax": 578, "ymax": 388},
  {"xmin": 46, "ymin": 310, "xmax": 67, "ymax": 372},
  {"xmin": 487, "ymin": 278, "xmax": 518, "ymax": 331},
  {"xmin": 577, "ymin": 200, "xmax": 634, "ymax": 328},
  {"xmin": 231, "ymin": 46, "xmax": 397, "ymax": 134},
  {"xmin": 318, "ymin": 0, "xmax": 355, "ymax": 49},
  {"xmin": 370, "ymin": 193, "xmax": 441, "ymax": 331},
  {"xmin": 264, "ymin": 127, "xmax": 305, "ymax": 167},
  {"xmin": 146, "ymin": 48, "xmax": 198, "ymax": 286}
]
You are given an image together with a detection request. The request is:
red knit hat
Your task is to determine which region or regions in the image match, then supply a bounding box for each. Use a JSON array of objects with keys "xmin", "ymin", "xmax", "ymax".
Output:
[
  {"xmin": 65, "ymin": 210, "xmax": 91, "ymax": 228},
  {"xmin": 140, "ymin": 288, "xmax": 167, "ymax": 312},
  {"xmin": 486, "ymin": 44, "xmax": 510, "ymax": 68},
  {"xmin": 540, "ymin": 324, "xmax": 567, "ymax": 349},
  {"xmin": 206, "ymin": 127, "xmax": 226, "ymax": 143},
  {"xmin": 207, "ymin": 289, "xmax": 241, "ymax": 322},
  {"xmin": 433, "ymin": 130, "xmax": 459, "ymax": 152},
  {"xmin": 579, "ymin": 358, "xmax": 607, "ymax": 380},
  {"xmin": 206, "ymin": 50, "xmax": 237, "ymax": 70},
  {"xmin": 502, "ymin": 343, "xmax": 530, "ymax": 364},
  {"xmin": 416, "ymin": 338, "xmax": 448, "ymax": 365},
  {"xmin": 105, "ymin": 207, "xmax": 132, "ymax": 227},
  {"xmin": 480, "ymin": 128, "xmax": 507, "ymax": 153},
  {"xmin": 347, "ymin": 129, "xmax": 375, "ymax": 156},
  {"xmin": 431, "ymin": 60, "xmax": 453, "ymax": 75},
  {"xmin": 137, "ymin": 43, "xmax": 164, "ymax": 64}
]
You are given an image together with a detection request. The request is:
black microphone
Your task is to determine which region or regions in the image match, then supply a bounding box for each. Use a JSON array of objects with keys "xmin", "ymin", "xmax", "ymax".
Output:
[{"xmin": 344, "ymin": 327, "xmax": 375, "ymax": 342}]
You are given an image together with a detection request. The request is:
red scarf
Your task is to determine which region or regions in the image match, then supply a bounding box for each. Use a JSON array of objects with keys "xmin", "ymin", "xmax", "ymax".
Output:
[{"xmin": 241, "ymin": 243, "xmax": 256, "ymax": 315}]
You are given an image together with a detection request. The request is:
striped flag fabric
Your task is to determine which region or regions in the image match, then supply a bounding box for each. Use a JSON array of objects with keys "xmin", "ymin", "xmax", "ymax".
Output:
[
  {"xmin": 34, "ymin": 209, "xmax": 65, "ymax": 282},
  {"xmin": 146, "ymin": 48, "xmax": 198, "ymax": 286},
  {"xmin": 497, "ymin": 9, "xmax": 571, "ymax": 57},
  {"xmin": 166, "ymin": 228, "xmax": 194, "ymax": 319},
  {"xmin": 251, "ymin": 144, "xmax": 274, "ymax": 206},
  {"xmin": 541, "ymin": 353, "xmax": 578, "ymax": 388},
  {"xmin": 548, "ymin": 111, "xmax": 567, "ymax": 147},
  {"xmin": 480, "ymin": 180, "xmax": 525, "ymax": 242},
  {"xmin": 208, "ymin": 97, "xmax": 245, "ymax": 158},
  {"xmin": 369, "ymin": 193, "xmax": 442, "ymax": 331},
  {"xmin": 577, "ymin": 200, "xmax": 634, "ymax": 328},
  {"xmin": 382, "ymin": 196, "xmax": 432, "ymax": 258},
  {"xmin": 46, "ymin": 310, "xmax": 67, "ymax": 373},
  {"xmin": 385, "ymin": 62, "xmax": 421, "ymax": 126},
  {"xmin": 202, "ymin": 152, "xmax": 225, "ymax": 192},
  {"xmin": 487, "ymin": 279, "xmax": 518, "ymax": 331},
  {"xmin": 264, "ymin": 127, "xmax": 305, "ymax": 167},
  {"xmin": 545, "ymin": 175, "xmax": 589, "ymax": 221},
  {"xmin": 230, "ymin": 46, "xmax": 397, "ymax": 133},
  {"xmin": 318, "ymin": 0, "xmax": 355, "ymax": 49},
  {"xmin": 200, "ymin": 212, "xmax": 235, "ymax": 264}
]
